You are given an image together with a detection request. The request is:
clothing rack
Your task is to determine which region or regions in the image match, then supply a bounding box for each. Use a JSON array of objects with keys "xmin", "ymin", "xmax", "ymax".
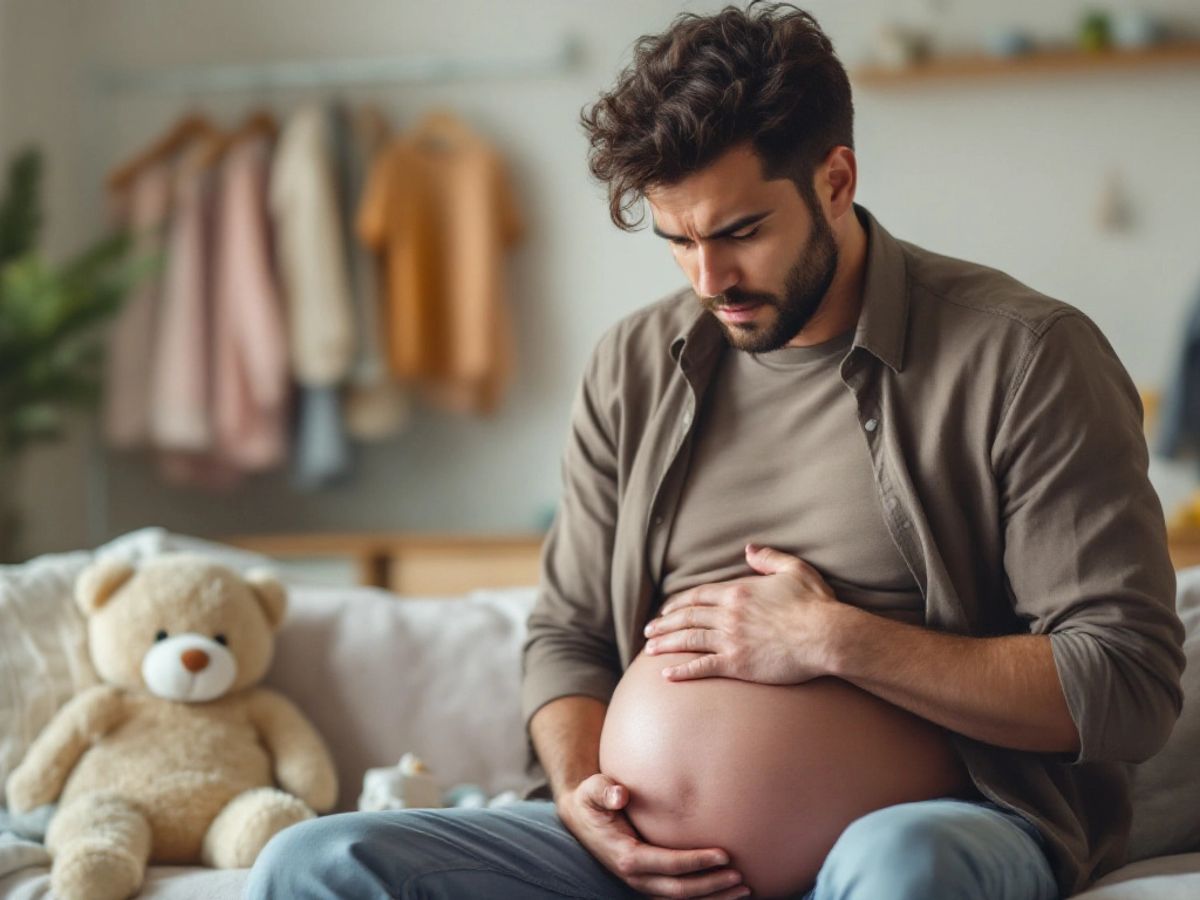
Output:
[
  {"xmin": 80, "ymin": 38, "xmax": 582, "ymax": 548},
  {"xmin": 93, "ymin": 37, "xmax": 583, "ymax": 95}
]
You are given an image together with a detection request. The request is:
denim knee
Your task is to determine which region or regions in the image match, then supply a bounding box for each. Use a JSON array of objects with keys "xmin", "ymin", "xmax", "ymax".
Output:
[
  {"xmin": 244, "ymin": 813, "xmax": 374, "ymax": 900},
  {"xmin": 810, "ymin": 801, "xmax": 1054, "ymax": 900}
]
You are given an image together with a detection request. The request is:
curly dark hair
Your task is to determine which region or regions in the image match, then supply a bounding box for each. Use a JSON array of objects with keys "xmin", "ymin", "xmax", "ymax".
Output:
[{"xmin": 580, "ymin": 1, "xmax": 854, "ymax": 230}]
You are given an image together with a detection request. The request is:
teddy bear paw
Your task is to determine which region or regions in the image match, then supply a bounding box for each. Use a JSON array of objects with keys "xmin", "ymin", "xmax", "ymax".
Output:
[
  {"xmin": 202, "ymin": 788, "xmax": 315, "ymax": 869},
  {"xmin": 4, "ymin": 764, "xmax": 50, "ymax": 814},
  {"xmin": 51, "ymin": 839, "xmax": 143, "ymax": 900}
]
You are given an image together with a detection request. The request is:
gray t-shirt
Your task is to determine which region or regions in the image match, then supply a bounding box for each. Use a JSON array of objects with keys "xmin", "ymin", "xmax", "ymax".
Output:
[{"xmin": 660, "ymin": 327, "xmax": 924, "ymax": 625}]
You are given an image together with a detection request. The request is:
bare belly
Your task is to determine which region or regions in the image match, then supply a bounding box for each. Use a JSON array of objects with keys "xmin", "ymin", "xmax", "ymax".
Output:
[{"xmin": 598, "ymin": 649, "xmax": 976, "ymax": 899}]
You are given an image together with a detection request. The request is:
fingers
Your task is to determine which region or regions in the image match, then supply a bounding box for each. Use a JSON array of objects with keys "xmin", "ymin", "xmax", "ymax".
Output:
[
  {"xmin": 618, "ymin": 842, "xmax": 730, "ymax": 878},
  {"xmin": 645, "ymin": 604, "xmax": 720, "ymax": 639},
  {"xmin": 648, "ymin": 884, "xmax": 750, "ymax": 900},
  {"xmin": 631, "ymin": 863, "xmax": 747, "ymax": 898},
  {"xmin": 658, "ymin": 585, "xmax": 721, "ymax": 617},
  {"xmin": 616, "ymin": 842, "xmax": 745, "ymax": 897},
  {"xmin": 646, "ymin": 629, "xmax": 721, "ymax": 656},
  {"xmin": 662, "ymin": 652, "xmax": 723, "ymax": 680}
]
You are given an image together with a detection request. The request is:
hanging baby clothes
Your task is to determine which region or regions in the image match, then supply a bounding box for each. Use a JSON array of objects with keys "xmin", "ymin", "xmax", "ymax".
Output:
[
  {"xmin": 357, "ymin": 109, "xmax": 525, "ymax": 415},
  {"xmin": 209, "ymin": 129, "xmax": 291, "ymax": 473},
  {"xmin": 148, "ymin": 137, "xmax": 243, "ymax": 490},
  {"xmin": 332, "ymin": 101, "xmax": 411, "ymax": 440},
  {"xmin": 103, "ymin": 159, "xmax": 173, "ymax": 449},
  {"xmin": 269, "ymin": 103, "xmax": 355, "ymax": 489}
]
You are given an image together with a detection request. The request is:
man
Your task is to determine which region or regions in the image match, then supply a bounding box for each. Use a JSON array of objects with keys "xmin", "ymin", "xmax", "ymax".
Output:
[{"xmin": 246, "ymin": 3, "xmax": 1186, "ymax": 898}]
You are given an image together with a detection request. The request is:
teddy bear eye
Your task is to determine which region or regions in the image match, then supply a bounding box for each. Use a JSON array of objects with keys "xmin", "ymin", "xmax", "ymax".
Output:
[
  {"xmin": 214, "ymin": 634, "xmax": 228, "ymax": 646},
  {"xmin": 154, "ymin": 630, "xmax": 168, "ymax": 642}
]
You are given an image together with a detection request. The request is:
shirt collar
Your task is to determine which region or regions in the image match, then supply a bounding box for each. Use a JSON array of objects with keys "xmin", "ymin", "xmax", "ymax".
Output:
[{"xmin": 669, "ymin": 202, "xmax": 910, "ymax": 374}]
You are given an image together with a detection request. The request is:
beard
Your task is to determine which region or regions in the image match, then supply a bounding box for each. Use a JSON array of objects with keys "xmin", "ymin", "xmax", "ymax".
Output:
[{"xmin": 704, "ymin": 206, "xmax": 840, "ymax": 353}]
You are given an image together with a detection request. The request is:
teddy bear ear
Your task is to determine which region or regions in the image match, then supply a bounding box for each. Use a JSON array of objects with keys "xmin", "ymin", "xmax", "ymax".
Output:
[
  {"xmin": 244, "ymin": 567, "xmax": 287, "ymax": 630},
  {"xmin": 75, "ymin": 557, "xmax": 136, "ymax": 616}
]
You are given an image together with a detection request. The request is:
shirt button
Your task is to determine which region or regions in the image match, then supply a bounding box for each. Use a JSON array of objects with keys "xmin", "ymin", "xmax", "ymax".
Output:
[
  {"xmin": 885, "ymin": 496, "xmax": 898, "ymax": 510},
  {"xmin": 653, "ymin": 515, "xmax": 664, "ymax": 526},
  {"xmin": 682, "ymin": 409, "xmax": 693, "ymax": 428},
  {"xmin": 864, "ymin": 417, "xmax": 878, "ymax": 432}
]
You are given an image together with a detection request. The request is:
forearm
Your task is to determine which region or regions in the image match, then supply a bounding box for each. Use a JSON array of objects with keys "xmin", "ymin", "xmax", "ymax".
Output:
[
  {"xmin": 824, "ymin": 604, "xmax": 1081, "ymax": 755},
  {"xmin": 528, "ymin": 694, "xmax": 608, "ymax": 800}
]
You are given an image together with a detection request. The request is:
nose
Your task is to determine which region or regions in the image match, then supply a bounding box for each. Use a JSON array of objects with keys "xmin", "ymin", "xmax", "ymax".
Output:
[
  {"xmin": 181, "ymin": 649, "xmax": 209, "ymax": 673},
  {"xmin": 694, "ymin": 243, "xmax": 739, "ymax": 299}
]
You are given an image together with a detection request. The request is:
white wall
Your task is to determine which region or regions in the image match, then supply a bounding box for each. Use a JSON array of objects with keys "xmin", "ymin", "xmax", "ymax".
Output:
[{"xmin": 2, "ymin": 0, "xmax": 1200, "ymax": 554}]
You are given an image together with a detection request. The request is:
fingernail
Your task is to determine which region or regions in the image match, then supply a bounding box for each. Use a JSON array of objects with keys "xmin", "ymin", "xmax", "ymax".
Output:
[{"xmin": 605, "ymin": 787, "xmax": 618, "ymax": 805}]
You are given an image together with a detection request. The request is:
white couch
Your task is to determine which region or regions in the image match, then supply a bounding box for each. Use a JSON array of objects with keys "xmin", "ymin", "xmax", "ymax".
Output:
[{"xmin": 1, "ymin": 527, "xmax": 1198, "ymax": 899}]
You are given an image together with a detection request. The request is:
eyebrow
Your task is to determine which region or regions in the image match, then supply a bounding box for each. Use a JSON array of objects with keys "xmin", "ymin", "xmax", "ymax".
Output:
[{"xmin": 651, "ymin": 210, "xmax": 772, "ymax": 242}]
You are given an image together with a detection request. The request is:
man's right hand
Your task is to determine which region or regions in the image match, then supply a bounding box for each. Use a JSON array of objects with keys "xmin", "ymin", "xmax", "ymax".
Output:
[{"xmin": 557, "ymin": 773, "xmax": 749, "ymax": 899}]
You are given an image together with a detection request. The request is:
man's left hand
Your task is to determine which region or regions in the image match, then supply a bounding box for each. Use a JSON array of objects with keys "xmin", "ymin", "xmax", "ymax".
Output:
[{"xmin": 643, "ymin": 543, "xmax": 844, "ymax": 685}]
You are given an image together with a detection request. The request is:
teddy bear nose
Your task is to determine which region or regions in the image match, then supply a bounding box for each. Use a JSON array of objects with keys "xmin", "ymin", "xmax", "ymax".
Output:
[{"xmin": 181, "ymin": 649, "xmax": 209, "ymax": 673}]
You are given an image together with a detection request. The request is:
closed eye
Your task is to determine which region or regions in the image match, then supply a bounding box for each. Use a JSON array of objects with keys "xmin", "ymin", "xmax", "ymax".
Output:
[{"xmin": 669, "ymin": 228, "xmax": 759, "ymax": 248}]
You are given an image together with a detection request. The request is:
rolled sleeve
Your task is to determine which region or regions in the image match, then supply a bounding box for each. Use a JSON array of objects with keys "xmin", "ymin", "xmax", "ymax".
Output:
[
  {"xmin": 520, "ymin": 331, "xmax": 623, "ymax": 770},
  {"xmin": 992, "ymin": 312, "xmax": 1186, "ymax": 766}
]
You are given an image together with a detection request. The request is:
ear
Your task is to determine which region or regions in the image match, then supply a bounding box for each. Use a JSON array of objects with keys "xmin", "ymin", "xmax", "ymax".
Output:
[
  {"xmin": 244, "ymin": 567, "xmax": 287, "ymax": 630},
  {"xmin": 75, "ymin": 558, "xmax": 136, "ymax": 616}
]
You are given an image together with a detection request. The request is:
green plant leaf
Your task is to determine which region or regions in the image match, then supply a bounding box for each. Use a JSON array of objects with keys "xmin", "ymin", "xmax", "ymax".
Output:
[
  {"xmin": 0, "ymin": 146, "xmax": 153, "ymax": 455},
  {"xmin": 0, "ymin": 148, "xmax": 42, "ymax": 267}
]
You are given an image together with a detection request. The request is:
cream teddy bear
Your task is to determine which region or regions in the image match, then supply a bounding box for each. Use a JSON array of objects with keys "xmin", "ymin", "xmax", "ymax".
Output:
[{"xmin": 4, "ymin": 553, "xmax": 338, "ymax": 900}]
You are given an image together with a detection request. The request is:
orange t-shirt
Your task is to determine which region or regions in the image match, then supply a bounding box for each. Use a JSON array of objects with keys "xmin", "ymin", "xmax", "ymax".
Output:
[{"xmin": 357, "ymin": 110, "xmax": 524, "ymax": 415}]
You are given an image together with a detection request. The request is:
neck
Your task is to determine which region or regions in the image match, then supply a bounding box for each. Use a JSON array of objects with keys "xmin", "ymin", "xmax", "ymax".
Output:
[{"xmin": 784, "ymin": 205, "xmax": 869, "ymax": 348}]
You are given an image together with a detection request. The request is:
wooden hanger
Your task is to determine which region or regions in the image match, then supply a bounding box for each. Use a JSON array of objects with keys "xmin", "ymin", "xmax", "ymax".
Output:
[
  {"xmin": 107, "ymin": 112, "xmax": 218, "ymax": 193},
  {"xmin": 196, "ymin": 109, "xmax": 279, "ymax": 170},
  {"xmin": 235, "ymin": 109, "xmax": 278, "ymax": 142}
]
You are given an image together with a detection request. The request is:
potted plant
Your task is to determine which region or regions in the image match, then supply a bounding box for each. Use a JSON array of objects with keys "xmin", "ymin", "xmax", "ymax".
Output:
[{"xmin": 0, "ymin": 147, "xmax": 142, "ymax": 563}]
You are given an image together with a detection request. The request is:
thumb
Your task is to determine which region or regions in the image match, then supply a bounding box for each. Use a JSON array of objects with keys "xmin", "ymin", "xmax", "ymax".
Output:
[
  {"xmin": 592, "ymin": 775, "xmax": 628, "ymax": 810},
  {"xmin": 745, "ymin": 543, "xmax": 800, "ymax": 574}
]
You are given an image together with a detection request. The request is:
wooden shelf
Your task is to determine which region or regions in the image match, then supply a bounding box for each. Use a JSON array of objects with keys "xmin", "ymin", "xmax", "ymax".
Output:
[
  {"xmin": 853, "ymin": 40, "xmax": 1200, "ymax": 88},
  {"xmin": 220, "ymin": 530, "xmax": 546, "ymax": 595}
]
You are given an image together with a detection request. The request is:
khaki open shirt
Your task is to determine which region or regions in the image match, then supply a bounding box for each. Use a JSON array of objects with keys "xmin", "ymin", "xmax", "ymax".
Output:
[{"xmin": 519, "ymin": 203, "xmax": 1187, "ymax": 896}]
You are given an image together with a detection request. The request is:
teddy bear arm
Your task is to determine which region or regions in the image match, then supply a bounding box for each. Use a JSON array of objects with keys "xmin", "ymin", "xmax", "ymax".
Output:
[
  {"xmin": 5, "ymin": 685, "xmax": 127, "ymax": 813},
  {"xmin": 249, "ymin": 688, "xmax": 338, "ymax": 812}
]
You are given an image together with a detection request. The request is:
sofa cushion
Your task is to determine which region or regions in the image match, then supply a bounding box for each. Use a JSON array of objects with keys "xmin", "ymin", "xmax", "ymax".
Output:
[
  {"xmin": 0, "ymin": 863, "xmax": 251, "ymax": 899},
  {"xmin": 1069, "ymin": 852, "xmax": 1200, "ymax": 898},
  {"xmin": 1127, "ymin": 566, "xmax": 1200, "ymax": 862},
  {"xmin": 0, "ymin": 549, "xmax": 96, "ymax": 807},
  {"xmin": 265, "ymin": 583, "xmax": 536, "ymax": 811}
]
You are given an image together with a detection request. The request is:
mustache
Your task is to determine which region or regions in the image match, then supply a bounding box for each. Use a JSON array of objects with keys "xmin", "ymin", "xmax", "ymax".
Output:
[{"xmin": 709, "ymin": 290, "xmax": 777, "ymax": 309}]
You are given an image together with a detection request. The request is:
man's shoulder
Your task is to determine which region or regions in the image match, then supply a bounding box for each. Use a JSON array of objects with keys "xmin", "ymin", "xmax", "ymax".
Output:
[{"xmin": 899, "ymin": 238, "xmax": 1085, "ymax": 340}]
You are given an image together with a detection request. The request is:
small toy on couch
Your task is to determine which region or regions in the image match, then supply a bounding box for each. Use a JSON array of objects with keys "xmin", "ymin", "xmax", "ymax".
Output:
[
  {"xmin": 358, "ymin": 751, "xmax": 523, "ymax": 812},
  {"xmin": 3, "ymin": 553, "xmax": 338, "ymax": 900}
]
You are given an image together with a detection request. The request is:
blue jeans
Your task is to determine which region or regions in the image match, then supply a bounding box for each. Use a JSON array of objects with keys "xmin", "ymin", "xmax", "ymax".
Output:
[{"xmin": 244, "ymin": 796, "xmax": 1060, "ymax": 899}]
